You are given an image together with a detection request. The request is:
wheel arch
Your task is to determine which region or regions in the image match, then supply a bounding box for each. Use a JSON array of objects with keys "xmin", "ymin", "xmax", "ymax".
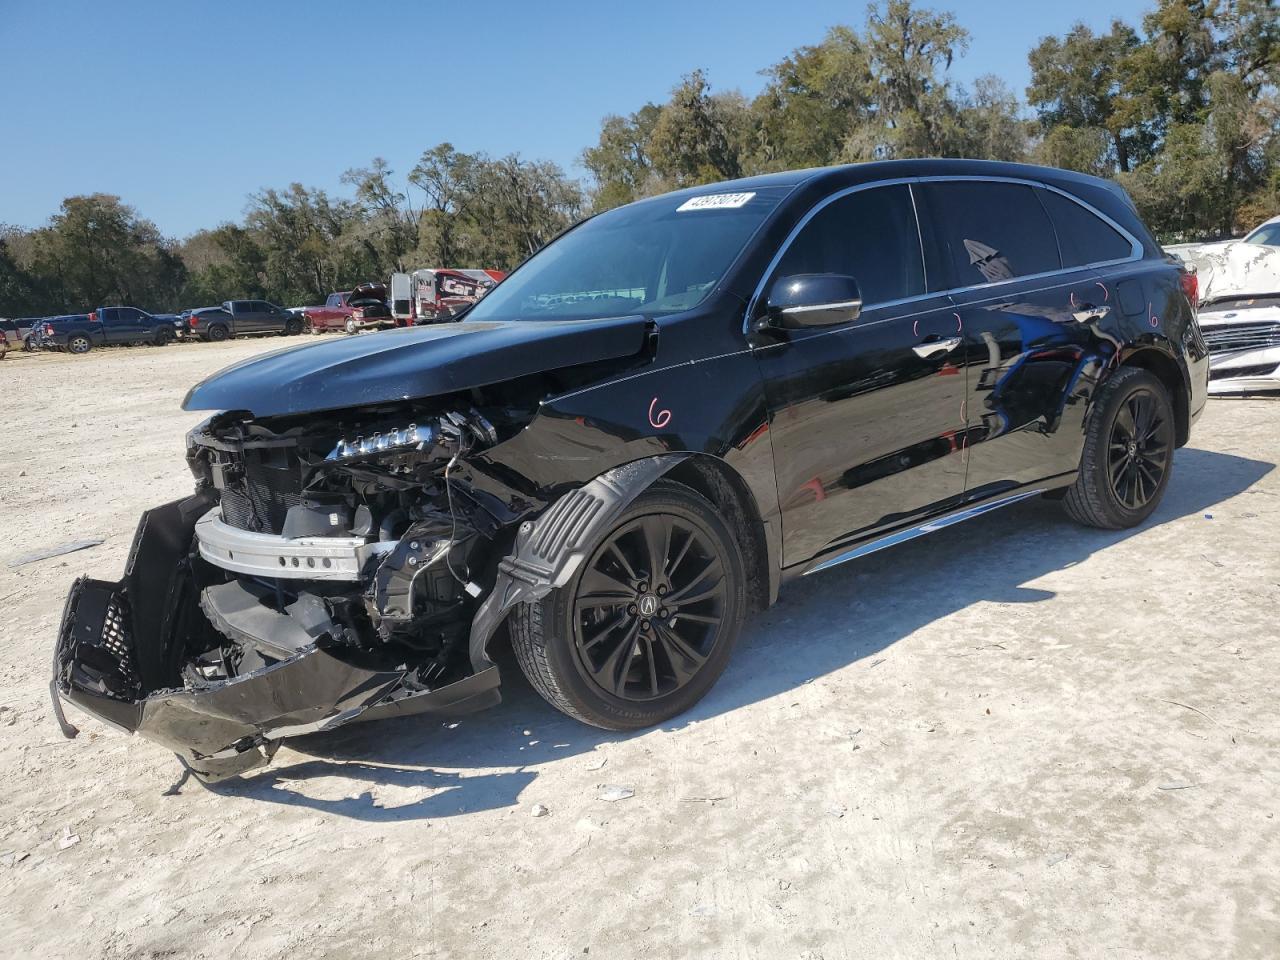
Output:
[
  {"xmin": 1119, "ymin": 345, "xmax": 1190, "ymax": 447},
  {"xmin": 661, "ymin": 454, "xmax": 773, "ymax": 616},
  {"xmin": 467, "ymin": 451, "xmax": 777, "ymax": 674}
]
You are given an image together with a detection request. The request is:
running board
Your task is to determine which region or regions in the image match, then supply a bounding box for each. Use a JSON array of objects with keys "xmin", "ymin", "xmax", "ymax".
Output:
[{"xmin": 803, "ymin": 489, "xmax": 1046, "ymax": 576}]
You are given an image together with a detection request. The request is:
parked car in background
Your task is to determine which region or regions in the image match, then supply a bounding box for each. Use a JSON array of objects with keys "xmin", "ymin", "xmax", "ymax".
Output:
[
  {"xmin": 153, "ymin": 313, "xmax": 186, "ymax": 340},
  {"xmin": 187, "ymin": 300, "xmax": 304, "ymax": 341},
  {"xmin": 1171, "ymin": 241, "xmax": 1280, "ymax": 394},
  {"xmin": 342, "ymin": 282, "xmax": 391, "ymax": 334},
  {"xmin": 301, "ymin": 291, "xmax": 353, "ymax": 333},
  {"xmin": 35, "ymin": 307, "xmax": 175, "ymax": 354},
  {"xmin": 390, "ymin": 268, "xmax": 505, "ymax": 326},
  {"xmin": 2, "ymin": 317, "xmax": 42, "ymax": 351},
  {"xmin": 1243, "ymin": 215, "xmax": 1280, "ymax": 247},
  {"xmin": 52, "ymin": 159, "xmax": 1207, "ymax": 782}
]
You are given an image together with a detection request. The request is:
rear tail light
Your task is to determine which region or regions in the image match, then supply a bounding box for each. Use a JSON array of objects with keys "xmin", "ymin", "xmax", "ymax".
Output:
[
  {"xmin": 45, "ymin": 324, "xmax": 54, "ymax": 335},
  {"xmin": 88, "ymin": 311, "xmax": 97, "ymax": 323},
  {"xmin": 189, "ymin": 314, "xmax": 198, "ymax": 327},
  {"xmin": 1180, "ymin": 267, "xmax": 1199, "ymax": 308}
]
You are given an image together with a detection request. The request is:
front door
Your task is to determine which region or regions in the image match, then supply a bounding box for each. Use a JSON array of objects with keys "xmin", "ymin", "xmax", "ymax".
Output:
[{"xmin": 750, "ymin": 183, "xmax": 968, "ymax": 566}]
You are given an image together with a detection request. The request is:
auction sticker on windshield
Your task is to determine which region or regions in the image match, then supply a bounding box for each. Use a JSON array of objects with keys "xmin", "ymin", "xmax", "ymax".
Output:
[{"xmin": 677, "ymin": 192, "xmax": 756, "ymax": 212}]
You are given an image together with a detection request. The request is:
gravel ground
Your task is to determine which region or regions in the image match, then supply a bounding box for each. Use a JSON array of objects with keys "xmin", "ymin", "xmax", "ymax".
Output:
[{"xmin": 1, "ymin": 338, "xmax": 1278, "ymax": 959}]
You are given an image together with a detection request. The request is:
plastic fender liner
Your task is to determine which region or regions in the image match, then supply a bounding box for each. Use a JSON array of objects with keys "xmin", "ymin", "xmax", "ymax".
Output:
[{"xmin": 468, "ymin": 454, "xmax": 690, "ymax": 672}]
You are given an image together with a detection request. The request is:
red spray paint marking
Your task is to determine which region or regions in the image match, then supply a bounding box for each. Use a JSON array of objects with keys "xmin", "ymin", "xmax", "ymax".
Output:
[
  {"xmin": 1147, "ymin": 302, "xmax": 1160, "ymax": 328},
  {"xmin": 913, "ymin": 319, "xmax": 919, "ymax": 337},
  {"xmin": 648, "ymin": 396, "xmax": 672, "ymax": 429},
  {"xmin": 954, "ymin": 312, "xmax": 963, "ymax": 332},
  {"xmin": 1096, "ymin": 281, "xmax": 1109, "ymax": 301},
  {"xmin": 1070, "ymin": 291, "xmax": 1078, "ymax": 308}
]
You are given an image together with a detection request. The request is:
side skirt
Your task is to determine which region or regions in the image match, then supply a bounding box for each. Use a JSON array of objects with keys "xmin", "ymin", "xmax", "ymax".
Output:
[{"xmin": 791, "ymin": 479, "xmax": 1072, "ymax": 579}]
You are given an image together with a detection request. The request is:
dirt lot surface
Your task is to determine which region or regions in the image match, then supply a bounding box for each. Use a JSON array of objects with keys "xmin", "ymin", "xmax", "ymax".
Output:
[{"xmin": 1, "ymin": 338, "xmax": 1278, "ymax": 959}]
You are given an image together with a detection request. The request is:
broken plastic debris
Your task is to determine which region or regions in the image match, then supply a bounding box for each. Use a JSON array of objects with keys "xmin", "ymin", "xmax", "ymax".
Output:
[
  {"xmin": 689, "ymin": 904, "xmax": 716, "ymax": 917},
  {"xmin": 530, "ymin": 803, "xmax": 550, "ymax": 818},
  {"xmin": 597, "ymin": 784, "xmax": 635, "ymax": 802},
  {"xmin": 8, "ymin": 538, "xmax": 104, "ymax": 568},
  {"xmin": 57, "ymin": 827, "xmax": 80, "ymax": 850},
  {"xmin": 585, "ymin": 756, "xmax": 608, "ymax": 771}
]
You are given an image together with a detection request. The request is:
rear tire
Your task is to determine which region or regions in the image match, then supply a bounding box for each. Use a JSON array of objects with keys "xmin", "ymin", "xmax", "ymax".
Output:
[
  {"xmin": 206, "ymin": 323, "xmax": 229, "ymax": 342},
  {"xmin": 511, "ymin": 480, "xmax": 746, "ymax": 730},
  {"xmin": 68, "ymin": 334, "xmax": 92, "ymax": 355},
  {"xmin": 1064, "ymin": 367, "xmax": 1175, "ymax": 529}
]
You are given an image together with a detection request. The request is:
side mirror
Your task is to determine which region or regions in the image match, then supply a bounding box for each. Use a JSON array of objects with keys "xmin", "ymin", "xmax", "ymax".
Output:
[{"xmin": 760, "ymin": 273, "xmax": 862, "ymax": 330}]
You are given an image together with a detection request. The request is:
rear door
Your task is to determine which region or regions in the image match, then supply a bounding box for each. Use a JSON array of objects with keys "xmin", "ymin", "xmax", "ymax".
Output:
[
  {"xmin": 750, "ymin": 183, "xmax": 969, "ymax": 566},
  {"xmin": 918, "ymin": 178, "xmax": 1116, "ymax": 495}
]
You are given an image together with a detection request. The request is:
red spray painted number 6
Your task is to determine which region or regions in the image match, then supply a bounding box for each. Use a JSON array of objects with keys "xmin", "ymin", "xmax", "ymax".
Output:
[{"xmin": 648, "ymin": 396, "xmax": 672, "ymax": 429}]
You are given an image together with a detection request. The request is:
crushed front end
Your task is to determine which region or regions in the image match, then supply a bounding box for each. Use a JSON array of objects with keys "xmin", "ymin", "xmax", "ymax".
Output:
[{"xmin": 52, "ymin": 404, "xmax": 515, "ymax": 781}]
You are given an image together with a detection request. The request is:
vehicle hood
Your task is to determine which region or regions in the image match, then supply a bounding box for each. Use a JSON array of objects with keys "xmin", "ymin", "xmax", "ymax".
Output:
[
  {"xmin": 1173, "ymin": 241, "xmax": 1280, "ymax": 304},
  {"xmin": 183, "ymin": 315, "xmax": 651, "ymax": 417}
]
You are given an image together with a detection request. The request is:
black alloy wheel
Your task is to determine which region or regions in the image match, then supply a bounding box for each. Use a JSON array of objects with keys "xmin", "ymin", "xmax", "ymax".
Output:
[
  {"xmin": 1107, "ymin": 387, "xmax": 1172, "ymax": 510},
  {"xmin": 511, "ymin": 480, "xmax": 746, "ymax": 730},
  {"xmin": 284, "ymin": 317, "xmax": 303, "ymax": 336},
  {"xmin": 572, "ymin": 514, "xmax": 728, "ymax": 702},
  {"xmin": 1064, "ymin": 367, "xmax": 1175, "ymax": 529},
  {"xmin": 207, "ymin": 323, "xmax": 229, "ymax": 342}
]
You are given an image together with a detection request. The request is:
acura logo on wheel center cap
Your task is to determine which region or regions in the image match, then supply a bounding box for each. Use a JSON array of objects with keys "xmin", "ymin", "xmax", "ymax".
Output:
[{"xmin": 638, "ymin": 594, "xmax": 659, "ymax": 617}]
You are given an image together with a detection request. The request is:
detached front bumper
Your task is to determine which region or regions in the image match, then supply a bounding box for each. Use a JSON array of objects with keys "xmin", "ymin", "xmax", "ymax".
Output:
[{"xmin": 51, "ymin": 494, "xmax": 500, "ymax": 781}]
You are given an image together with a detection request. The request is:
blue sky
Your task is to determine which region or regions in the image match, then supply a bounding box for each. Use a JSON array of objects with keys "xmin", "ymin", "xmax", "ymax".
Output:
[{"xmin": 0, "ymin": 0, "xmax": 1152, "ymax": 238}]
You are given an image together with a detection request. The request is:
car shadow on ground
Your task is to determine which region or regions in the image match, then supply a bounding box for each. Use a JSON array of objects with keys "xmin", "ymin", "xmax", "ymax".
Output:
[{"xmin": 212, "ymin": 447, "xmax": 1273, "ymax": 820}]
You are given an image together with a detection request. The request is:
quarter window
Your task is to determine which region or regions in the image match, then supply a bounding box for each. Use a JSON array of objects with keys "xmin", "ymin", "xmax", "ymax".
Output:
[
  {"xmin": 921, "ymin": 181, "xmax": 1060, "ymax": 288},
  {"xmin": 773, "ymin": 185, "xmax": 925, "ymax": 306},
  {"xmin": 1037, "ymin": 188, "xmax": 1133, "ymax": 266}
]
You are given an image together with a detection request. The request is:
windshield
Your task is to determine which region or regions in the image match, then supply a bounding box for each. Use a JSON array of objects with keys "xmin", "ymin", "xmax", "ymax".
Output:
[{"xmin": 466, "ymin": 186, "xmax": 791, "ymax": 322}]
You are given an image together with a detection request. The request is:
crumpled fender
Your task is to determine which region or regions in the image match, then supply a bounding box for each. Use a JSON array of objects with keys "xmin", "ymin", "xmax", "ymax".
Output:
[{"xmin": 468, "ymin": 454, "xmax": 689, "ymax": 672}]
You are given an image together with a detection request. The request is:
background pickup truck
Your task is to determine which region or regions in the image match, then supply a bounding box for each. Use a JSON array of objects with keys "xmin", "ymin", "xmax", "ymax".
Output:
[
  {"xmin": 187, "ymin": 300, "xmax": 304, "ymax": 341},
  {"xmin": 36, "ymin": 307, "xmax": 175, "ymax": 354},
  {"xmin": 301, "ymin": 291, "xmax": 353, "ymax": 333}
]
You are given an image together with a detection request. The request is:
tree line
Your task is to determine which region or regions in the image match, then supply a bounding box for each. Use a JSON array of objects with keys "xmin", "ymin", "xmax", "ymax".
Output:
[{"xmin": 1, "ymin": 0, "xmax": 1275, "ymax": 317}]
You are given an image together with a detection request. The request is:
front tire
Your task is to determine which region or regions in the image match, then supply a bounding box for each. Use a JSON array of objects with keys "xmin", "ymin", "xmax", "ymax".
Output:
[
  {"xmin": 345, "ymin": 319, "xmax": 358, "ymax": 336},
  {"xmin": 1064, "ymin": 367, "xmax": 1175, "ymax": 529},
  {"xmin": 511, "ymin": 480, "xmax": 746, "ymax": 730},
  {"xmin": 284, "ymin": 317, "xmax": 303, "ymax": 336},
  {"xmin": 153, "ymin": 328, "xmax": 173, "ymax": 346},
  {"xmin": 67, "ymin": 334, "xmax": 92, "ymax": 355}
]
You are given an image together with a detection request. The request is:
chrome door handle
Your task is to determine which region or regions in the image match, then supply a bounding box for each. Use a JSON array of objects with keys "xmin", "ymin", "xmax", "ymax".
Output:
[
  {"xmin": 912, "ymin": 336, "xmax": 962, "ymax": 358},
  {"xmin": 1072, "ymin": 305, "xmax": 1111, "ymax": 324}
]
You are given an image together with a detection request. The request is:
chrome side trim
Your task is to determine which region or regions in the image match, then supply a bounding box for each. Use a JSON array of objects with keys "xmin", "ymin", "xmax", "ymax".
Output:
[
  {"xmin": 803, "ymin": 489, "xmax": 1045, "ymax": 576},
  {"xmin": 744, "ymin": 174, "xmax": 1145, "ymax": 335},
  {"xmin": 195, "ymin": 509, "xmax": 372, "ymax": 581},
  {"xmin": 784, "ymin": 299, "xmax": 863, "ymax": 314}
]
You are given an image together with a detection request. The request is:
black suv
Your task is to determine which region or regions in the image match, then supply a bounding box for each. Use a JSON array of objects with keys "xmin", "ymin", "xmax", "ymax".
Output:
[{"xmin": 53, "ymin": 159, "xmax": 1208, "ymax": 780}]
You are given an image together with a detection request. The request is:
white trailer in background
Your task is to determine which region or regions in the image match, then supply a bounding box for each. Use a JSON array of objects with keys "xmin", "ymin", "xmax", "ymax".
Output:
[{"xmin": 389, "ymin": 268, "xmax": 506, "ymax": 326}]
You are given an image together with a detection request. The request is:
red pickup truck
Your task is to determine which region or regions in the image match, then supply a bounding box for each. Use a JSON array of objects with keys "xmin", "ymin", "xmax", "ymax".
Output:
[{"xmin": 301, "ymin": 291, "xmax": 353, "ymax": 333}]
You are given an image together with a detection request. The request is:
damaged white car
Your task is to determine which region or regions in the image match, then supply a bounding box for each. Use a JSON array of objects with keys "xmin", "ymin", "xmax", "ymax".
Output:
[{"xmin": 1168, "ymin": 240, "xmax": 1280, "ymax": 394}]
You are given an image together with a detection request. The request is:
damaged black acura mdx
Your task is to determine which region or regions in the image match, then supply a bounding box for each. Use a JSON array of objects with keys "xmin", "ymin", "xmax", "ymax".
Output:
[{"xmin": 53, "ymin": 159, "xmax": 1208, "ymax": 780}]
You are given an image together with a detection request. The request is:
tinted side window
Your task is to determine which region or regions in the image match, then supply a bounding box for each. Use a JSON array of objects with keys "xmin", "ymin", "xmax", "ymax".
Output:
[
  {"xmin": 774, "ymin": 184, "xmax": 925, "ymax": 306},
  {"xmin": 1038, "ymin": 188, "xmax": 1133, "ymax": 267},
  {"xmin": 921, "ymin": 181, "xmax": 1060, "ymax": 289}
]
